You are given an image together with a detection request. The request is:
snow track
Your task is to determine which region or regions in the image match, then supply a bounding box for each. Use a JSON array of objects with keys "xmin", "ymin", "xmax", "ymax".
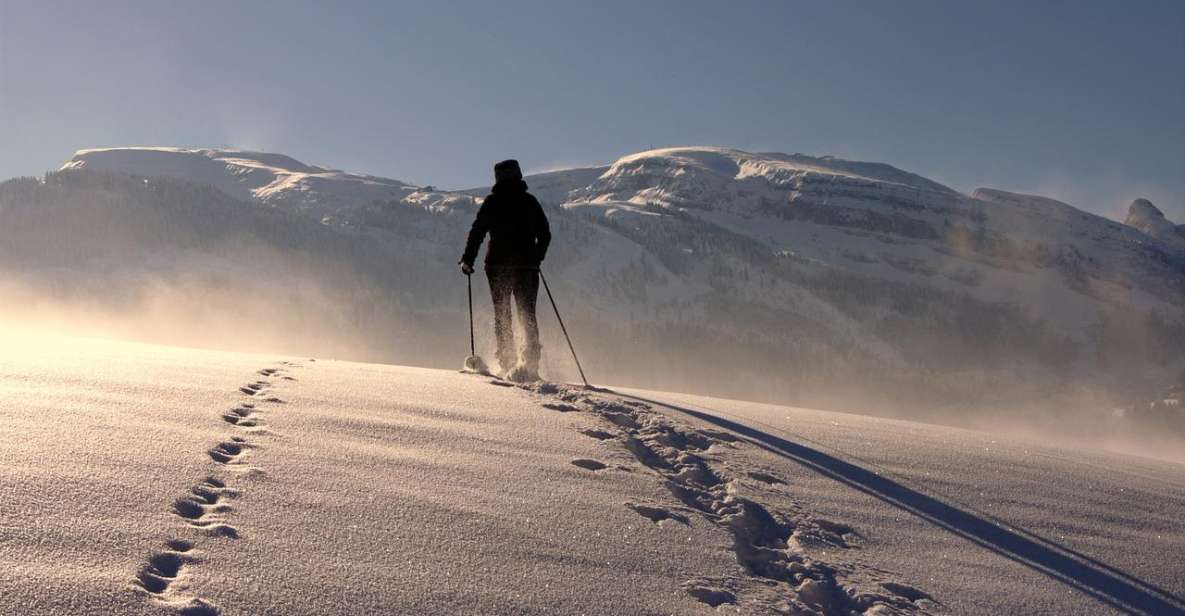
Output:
[
  {"xmin": 3, "ymin": 338, "xmax": 1181, "ymax": 615},
  {"xmin": 613, "ymin": 389, "xmax": 1185, "ymax": 616},
  {"xmin": 133, "ymin": 361, "xmax": 303, "ymax": 615},
  {"xmin": 519, "ymin": 380, "xmax": 939, "ymax": 614}
]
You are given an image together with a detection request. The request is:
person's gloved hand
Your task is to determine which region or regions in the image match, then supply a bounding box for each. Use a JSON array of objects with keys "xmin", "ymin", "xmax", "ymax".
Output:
[{"xmin": 460, "ymin": 261, "xmax": 475, "ymax": 275}]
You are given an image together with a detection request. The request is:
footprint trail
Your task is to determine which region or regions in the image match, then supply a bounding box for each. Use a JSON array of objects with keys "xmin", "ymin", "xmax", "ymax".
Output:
[
  {"xmin": 521, "ymin": 381, "xmax": 938, "ymax": 614},
  {"xmin": 133, "ymin": 360, "xmax": 306, "ymax": 615}
]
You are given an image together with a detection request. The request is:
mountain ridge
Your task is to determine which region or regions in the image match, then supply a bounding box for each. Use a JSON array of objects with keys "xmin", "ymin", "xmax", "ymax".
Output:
[{"xmin": 62, "ymin": 145, "xmax": 1178, "ymax": 234}]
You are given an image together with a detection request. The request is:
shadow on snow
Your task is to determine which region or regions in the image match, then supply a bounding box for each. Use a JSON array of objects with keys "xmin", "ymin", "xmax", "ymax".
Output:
[{"xmin": 617, "ymin": 392, "xmax": 1185, "ymax": 616}]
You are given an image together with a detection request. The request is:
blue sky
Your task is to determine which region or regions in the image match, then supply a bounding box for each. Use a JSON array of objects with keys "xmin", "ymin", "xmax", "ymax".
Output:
[{"xmin": 1, "ymin": 1, "xmax": 1182, "ymax": 220}]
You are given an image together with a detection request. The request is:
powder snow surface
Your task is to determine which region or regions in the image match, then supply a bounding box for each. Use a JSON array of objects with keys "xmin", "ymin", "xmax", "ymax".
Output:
[{"xmin": 1, "ymin": 336, "xmax": 1182, "ymax": 615}]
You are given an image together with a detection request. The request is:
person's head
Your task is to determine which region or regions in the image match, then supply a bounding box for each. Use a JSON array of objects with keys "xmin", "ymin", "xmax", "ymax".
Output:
[{"xmin": 494, "ymin": 159, "xmax": 522, "ymax": 185}]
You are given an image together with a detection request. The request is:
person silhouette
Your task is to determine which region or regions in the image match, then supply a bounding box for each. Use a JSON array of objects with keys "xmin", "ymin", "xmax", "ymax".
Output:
[{"xmin": 460, "ymin": 159, "xmax": 551, "ymax": 381}]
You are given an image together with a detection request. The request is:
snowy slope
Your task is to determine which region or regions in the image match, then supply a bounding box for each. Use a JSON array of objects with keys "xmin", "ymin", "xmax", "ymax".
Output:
[
  {"xmin": 2, "ymin": 334, "xmax": 1183, "ymax": 615},
  {"xmin": 566, "ymin": 147, "xmax": 1183, "ymax": 320}
]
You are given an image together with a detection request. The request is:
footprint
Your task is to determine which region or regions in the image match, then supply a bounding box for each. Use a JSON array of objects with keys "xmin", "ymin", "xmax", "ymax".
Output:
[
  {"xmin": 174, "ymin": 491, "xmax": 239, "ymax": 538},
  {"xmin": 225, "ymin": 406, "xmax": 251, "ymax": 418},
  {"xmin": 223, "ymin": 414, "xmax": 259, "ymax": 427},
  {"xmin": 135, "ymin": 553, "xmax": 184, "ymax": 593},
  {"xmin": 262, "ymin": 396, "xmax": 285, "ymax": 404},
  {"xmin": 258, "ymin": 368, "xmax": 278, "ymax": 376},
  {"xmin": 194, "ymin": 476, "xmax": 237, "ymax": 499},
  {"xmin": 165, "ymin": 539, "xmax": 194, "ymax": 552},
  {"xmin": 188, "ymin": 486, "xmax": 224, "ymax": 508},
  {"xmin": 579, "ymin": 428, "xmax": 616, "ymax": 440},
  {"xmin": 134, "ymin": 547, "xmax": 223, "ymax": 613},
  {"xmin": 626, "ymin": 503, "xmax": 690, "ymax": 525},
  {"xmin": 208, "ymin": 442, "xmax": 246, "ymax": 465},
  {"xmin": 813, "ymin": 518, "xmax": 855, "ymax": 537},
  {"xmin": 747, "ymin": 471, "xmax": 785, "ymax": 485},
  {"xmin": 173, "ymin": 489, "xmax": 229, "ymax": 520},
  {"xmin": 605, "ymin": 413, "xmax": 641, "ymax": 430},
  {"xmin": 239, "ymin": 382, "xmax": 265, "ymax": 396},
  {"xmin": 134, "ymin": 540, "xmax": 194, "ymax": 595},
  {"xmin": 570, "ymin": 458, "xmax": 607, "ymax": 471},
  {"xmin": 222, "ymin": 405, "xmax": 259, "ymax": 427},
  {"xmin": 684, "ymin": 583, "xmax": 737, "ymax": 607},
  {"xmin": 173, "ymin": 498, "xmax": 208, "ymax": 521},
  {"xmin": 880, "ymin": 581, "xmax": 931, "ymax": 602}
]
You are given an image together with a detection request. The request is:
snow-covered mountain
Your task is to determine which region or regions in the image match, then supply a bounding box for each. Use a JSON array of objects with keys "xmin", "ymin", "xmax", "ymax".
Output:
[
  {"xmin": 12, "ymin": 145, "xmax": 1183, "ymax": 415},
  {"xmin": 62, "ymin": 147, "xmax": 420, "ymax": 219},
  {"xmin": 1125, "ymin": 198, "xmax": 1185, "ymax": 252},
  {"xmin": 547, "ymin": 147, "xmax": 1184, "ymax": 375}
]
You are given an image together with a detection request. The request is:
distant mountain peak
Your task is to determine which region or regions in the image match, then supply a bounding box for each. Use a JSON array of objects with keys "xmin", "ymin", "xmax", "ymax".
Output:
[
  {"xmin": 1128, "ymin": 198, "xmax": 1167, "ymax": 223},
  {"xmin": 1125, "ymin": 198, "xmax": 1185, "ymax": 250}
]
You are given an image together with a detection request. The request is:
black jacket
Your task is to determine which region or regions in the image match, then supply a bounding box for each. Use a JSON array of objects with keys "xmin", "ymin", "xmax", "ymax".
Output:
[{"xmin": 461, "ymin": 180, "xmax": 551, "ymax": 269}]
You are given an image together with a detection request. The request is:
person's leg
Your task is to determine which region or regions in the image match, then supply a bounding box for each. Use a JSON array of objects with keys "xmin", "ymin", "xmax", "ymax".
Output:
[
  {"xmin": 486, "ymin": 268, "xmax": 517, "ymax": 372},
  {"xmin": 513, "ymin": 268, "xmax": 542, "ymax": 373}
]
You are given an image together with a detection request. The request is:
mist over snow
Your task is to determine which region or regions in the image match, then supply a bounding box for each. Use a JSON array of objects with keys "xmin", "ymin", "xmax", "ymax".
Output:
[{"xmin": 0, "ymin": 144, "xmax": 1182, "ymax": 460}]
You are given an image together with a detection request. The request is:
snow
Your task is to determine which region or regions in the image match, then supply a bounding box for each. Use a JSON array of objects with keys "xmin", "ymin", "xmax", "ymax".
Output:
[
  {"xmin": 62, "ymin": 147, "xmax": 419, "ymax": 217},
  {"xmin": 585, "ymin": 147, "xmax": 958, "ymax": 206},
  {"xmin": 1125, "ymin": 198, "xmax": 1185, "ymax": 252},
  {"xmin": 551, "ymin": 147, "xmax": 1184, "ymax": 365},
  {"xmin": 3, "ymin": 333, "xmax": 1182, "ymax": 615}
]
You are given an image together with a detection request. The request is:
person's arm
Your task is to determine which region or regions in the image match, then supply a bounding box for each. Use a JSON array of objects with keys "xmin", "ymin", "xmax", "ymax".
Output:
[
  {"xmin": 533, "ymin": 197, "xmax": 551, "ymax": 265},
  {"xmin": 461, "ymin": 197, "xmax": 493, "ymax": 268}
]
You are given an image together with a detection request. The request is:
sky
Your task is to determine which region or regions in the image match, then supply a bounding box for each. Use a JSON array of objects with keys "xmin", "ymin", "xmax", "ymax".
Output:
[{"xmin": 1, "ymin": 1, "xmax": 1182, "ymax": 221}]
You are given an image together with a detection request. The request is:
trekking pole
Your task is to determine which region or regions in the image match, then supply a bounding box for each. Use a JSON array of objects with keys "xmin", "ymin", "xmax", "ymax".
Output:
[
  {"xmin": 539, "ymin": 270, "xmax": 590, "ymax": 388},
  {"xmin": 462, "ymin": 271, "xmax": 489, "ymax": 375},
  {"xmin": 467, "ymin": 273, "xmax": 476, "ymax": 357}
]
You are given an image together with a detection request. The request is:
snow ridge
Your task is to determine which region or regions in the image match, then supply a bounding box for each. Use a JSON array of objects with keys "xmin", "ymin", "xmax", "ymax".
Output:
[{"xmin": 62, "ymin": 147, "xmax": 418, "ymax": 217}]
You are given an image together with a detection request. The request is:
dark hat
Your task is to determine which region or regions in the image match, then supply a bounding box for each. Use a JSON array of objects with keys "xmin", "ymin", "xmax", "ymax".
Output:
[{"xmin": 494, "ymin": 159, "xmax": 522, "ymax": 183}]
